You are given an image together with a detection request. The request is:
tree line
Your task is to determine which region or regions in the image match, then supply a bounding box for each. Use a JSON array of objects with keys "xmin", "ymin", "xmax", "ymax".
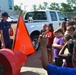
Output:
[
  {"xmin": 32, "ymin": 0, "xmax": 76, "ymax": 13},
  {"xmin": 14, "ymin": 0, "xmax": 76, "ymax": 16}
]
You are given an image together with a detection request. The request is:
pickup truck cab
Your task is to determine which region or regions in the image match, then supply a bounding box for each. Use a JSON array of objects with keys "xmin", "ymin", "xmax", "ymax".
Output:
[{"xmin": 24, "ymin": 9, "xmax": 66, "ymax": 50}]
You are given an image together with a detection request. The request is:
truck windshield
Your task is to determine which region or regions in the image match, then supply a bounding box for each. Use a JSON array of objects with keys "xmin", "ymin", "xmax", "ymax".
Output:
[{"xmin": 25, "ymin": 11, "xmax": 47, "ymax": 20}]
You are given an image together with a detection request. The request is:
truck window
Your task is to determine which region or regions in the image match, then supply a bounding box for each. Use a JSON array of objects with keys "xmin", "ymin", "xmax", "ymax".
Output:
[
  {"xmin": 25, "ymin": 12, "xmax": 47, "ymax": 20},
  {"xmin": 50, "ymin": 11, "xmax": 57, "ymax": 21},
  {"xmin": 57, "ymin": 12, "xmax": 65, "ymax": 21}
]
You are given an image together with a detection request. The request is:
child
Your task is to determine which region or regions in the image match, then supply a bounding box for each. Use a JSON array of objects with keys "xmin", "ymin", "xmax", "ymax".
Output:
[
  {"xmin": 38, "ymin": 24, "xmax": 47, "ymax": 59},
  {"xmin": 61, "ymin": 21, "xmax": 66, "ymax": 34},
  {"xmin": 73, "ymin": 16, "xmax": 76, "ymax": 32},
  {"xmin": 38, "ymin": 24, "xmax": 47, "ymax": 42},
  {"xmin": 39, "ymin": 35, "xmax": 76, "ymax": 75},
  {"xmin": 45, "ymin": 24, "xmax": 54, "ymax": 63},
  {"xmin": 64, "ymin": 26, "xmax": 75, "ymax": 36},
  {"xmin": 0, "ymin": 12, "xmax": 13, "ymax": 49},
  {"xmin": 59, "ymin": 34, "xmax": 74, "ymax": 68},
  {"xmin": 52, "ymin": 28, "xmax": 64, "ymax": 66},
  {"xmin": 40, "ymin": 24, "xmax": 47, "ymax": 34}
]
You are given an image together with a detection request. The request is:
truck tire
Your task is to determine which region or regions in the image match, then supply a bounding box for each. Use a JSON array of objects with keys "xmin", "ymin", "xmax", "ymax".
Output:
[{"xmin": 31, "ymin": 35, "xmax": 40, "ymax": 51}]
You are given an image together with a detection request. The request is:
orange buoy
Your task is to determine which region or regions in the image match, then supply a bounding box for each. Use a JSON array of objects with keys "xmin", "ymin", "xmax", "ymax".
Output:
[{"xmin": 0, "ymin": 49, "xmax": 27, "ymax": 75}]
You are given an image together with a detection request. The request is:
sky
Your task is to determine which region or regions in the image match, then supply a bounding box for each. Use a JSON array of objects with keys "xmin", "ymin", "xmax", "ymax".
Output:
[{"xmin": 14, "ymin": 0, "xmax": 67, "ymax": 10}]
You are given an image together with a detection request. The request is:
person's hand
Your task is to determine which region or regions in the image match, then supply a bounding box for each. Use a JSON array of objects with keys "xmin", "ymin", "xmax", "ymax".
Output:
[
  {"xmin": 40, "ymin": 34, "xmax": 48, "ymax": 48},
  {"xmin": 1, "ymin": 43, "xmax": 5, "ymax": 49}
]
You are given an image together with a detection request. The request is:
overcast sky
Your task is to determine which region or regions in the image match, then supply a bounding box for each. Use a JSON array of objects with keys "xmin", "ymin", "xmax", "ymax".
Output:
[{"xmin": 14, "ymin": 0, "xmax": 67, "ymax": 10}]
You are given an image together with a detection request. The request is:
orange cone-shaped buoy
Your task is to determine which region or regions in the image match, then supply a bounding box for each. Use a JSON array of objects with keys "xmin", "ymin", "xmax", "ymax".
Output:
[
  {"xmin": 0, "ymin": 49, "xmax": 27, "ymax": 75},
  {"xmin": 13, "ymin": 13, "xmax": 35, "ymax": 55}
]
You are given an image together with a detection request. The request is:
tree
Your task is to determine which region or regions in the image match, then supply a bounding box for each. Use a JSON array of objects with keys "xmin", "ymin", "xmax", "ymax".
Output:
[
  {"xmin": 49, "ymin": 3, "xmax": 60, "ymax": 10},
  {"xmin": 67, "ymin": 0, "xmax": 76, "ymax": 6},
  {"xmin": 32, "ymin": 4, "xmax": 37, "ymax": 10},
  {"xmin": 14, "ymin": 5, "xmax": 21, "ymax": 11},
  {"xmin": 67, "ymin": 0, "xmax": 76, "ymax": 11},
  {"xmin": 61, "ymin": 3, "xmax": 73, "ymax": 12},
  {"xmin": 43, "ymin": 2, "xmax": 48, "ymax": 9},
  {"xmin": 38, "ymin": 4, "xmax": 43, "ymax": 10}
]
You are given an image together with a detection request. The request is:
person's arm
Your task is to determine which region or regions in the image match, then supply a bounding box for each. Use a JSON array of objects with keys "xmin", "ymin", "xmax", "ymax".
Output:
[
  {"xmin": 52, "ymin": 37, "xmax": 64, "ymax": 49},
  {"xmin": 52, "ymin": 44, "xmax": 64, "ymax": 49},
  {"xmin": 0, "ymin": 30, "xmax": 5, "ymax": 48},
  {"xmin": 58, "ymin": 43, "xmax": 68, "ymax": 59},
  {"xmin": 40, "ymin": 34, "xmax": 49, "ymax": 69}
]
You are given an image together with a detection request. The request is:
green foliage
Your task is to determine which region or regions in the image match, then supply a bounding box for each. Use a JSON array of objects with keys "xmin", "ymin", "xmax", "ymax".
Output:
[
  {"xmin": 49, "ymin": 3, "xmax": 60, "ymax": 10},
  {"xmin": 14, "ymin": 5, "xmax": 21, "ymax": 11},
  {"xmin": 61, "ymin": 3, "xmax": 73, "ymax": 12},
  {"xmin": 32, "ymin": 4, "xmax": 37, "ymax": 10}
]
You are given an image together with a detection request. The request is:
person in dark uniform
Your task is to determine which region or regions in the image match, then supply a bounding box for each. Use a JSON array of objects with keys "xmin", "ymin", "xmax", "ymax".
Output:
[{"xmin": 0, "ymin": 12, "xmax": 12, "ymax": 49}]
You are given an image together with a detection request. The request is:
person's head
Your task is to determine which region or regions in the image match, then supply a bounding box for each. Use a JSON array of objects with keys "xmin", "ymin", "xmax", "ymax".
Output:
[
  {"xmin": 73, "ymin": 16, "xmax": 76, "ymax": 23},
  {"xmin": 61, "ymin": 21, "xmax": 66, "ymax": 32},
  {"xmin": 54, "ymin": 28, "xmax": 64, "ymax": 38},
  {"xmin": 73, "ymin": 32, "xmax": 76, "ymax": 40},
  {"xmin": 66, "ymin": 21, "xmax": 75, "ymax": 28},
  {"xmin": 42, "ymin": 24, "xmax": 47, "ymax": 31},
  {"xmin": 47, "ymin": 24, "xmax": 53, "ymax": 31},
  {"xmin": 66, "ymin": 26, "xmax": 75, "ymax": 35},
  {"xmin": 72, "ymin": 42, "xmax": 76, "ymax": 67},
  {"xmin": 1, "ymin": 12, "xmax": 8, "ymax": 22},
  {"xmin": 63, "ymin": 34, "xmax": 73, "ymax": 44},
  {"xmin": 63, "ymin": 34, "xmax": 73, "ymax": 54}
]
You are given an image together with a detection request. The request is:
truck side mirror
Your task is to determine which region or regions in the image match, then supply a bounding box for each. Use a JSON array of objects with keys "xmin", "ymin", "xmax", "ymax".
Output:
[{"xmin": 64, "ymin": 17, "xmax": 69, "ymax": 21}]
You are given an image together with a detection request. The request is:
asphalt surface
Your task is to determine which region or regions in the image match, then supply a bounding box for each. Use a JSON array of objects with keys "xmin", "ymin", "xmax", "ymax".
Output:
[{"xmin": 20, "ymin": 50, "xmax": 48, "ymax": 75}]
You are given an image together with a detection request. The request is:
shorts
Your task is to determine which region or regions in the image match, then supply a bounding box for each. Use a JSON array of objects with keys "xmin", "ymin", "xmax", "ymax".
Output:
[{"xmin": 47, "ymin": 45, "xmax": 52, "ymax": 50}]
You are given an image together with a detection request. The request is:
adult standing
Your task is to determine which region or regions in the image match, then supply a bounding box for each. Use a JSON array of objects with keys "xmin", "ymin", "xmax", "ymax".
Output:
[{"xmin": 0, "ymin": 12, "xmax": 13, "ymax": 49}]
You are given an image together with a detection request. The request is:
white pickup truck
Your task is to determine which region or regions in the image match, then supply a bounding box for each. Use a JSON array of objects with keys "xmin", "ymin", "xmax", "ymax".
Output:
[{"xmin": 24, "ymin": 9, "xmax": 66, "ymax": 50}]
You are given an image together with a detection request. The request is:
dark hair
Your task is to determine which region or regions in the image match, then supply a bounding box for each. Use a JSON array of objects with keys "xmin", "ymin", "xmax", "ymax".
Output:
[
  {"xmin": 67, "ymin": 21, "xmax": 75, "ymax": 26},
  {"xmin": 63, "ymin": 34, "xmax": 73, "ymax": 42},
  {"xmin": 61, "ymin": 21, "xmax": 66, "ymax": 32},
  {"xmin": 67, "ymin": 26, "xmax": 75, "ymax": 31},
  {"xmin": 54, "ymin": 28, "xmax": 64, "ymax": 35},
  {"xmin": 1, "ymin": 12, "xmax": 9, "ymax": 17},
  {"xmin": 73, "ymin": 42, "xmax": 76, "ymax": 53},
  {"xmin": 73, "ymin": 32, "xmax": 76, "ymax": 39},
  {"xmin": 67, "ymin": 39, "xmax": 74, "ymax": 54},
  {"xmin": 74, "ymin": 16, "xmax": 76, "ymax": 20},
  {"xmin": 48, "ymin": 24, "xmax": 54, "ymax": 31}
]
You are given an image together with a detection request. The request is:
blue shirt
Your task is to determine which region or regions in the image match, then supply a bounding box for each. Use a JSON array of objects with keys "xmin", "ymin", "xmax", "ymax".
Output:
[
  {"xmin": 0, "ymin": 20, "xmax": 11, "ymax": 46},
  {"xmin": 46, "ymin": 64, "xmax": 76, "ymax": 75}
]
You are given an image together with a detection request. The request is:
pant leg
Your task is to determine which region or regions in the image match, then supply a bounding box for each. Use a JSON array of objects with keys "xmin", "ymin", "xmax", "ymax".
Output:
[{"xmin": 55, "ymin": 58, "xmax": 63, "ymax": 67}]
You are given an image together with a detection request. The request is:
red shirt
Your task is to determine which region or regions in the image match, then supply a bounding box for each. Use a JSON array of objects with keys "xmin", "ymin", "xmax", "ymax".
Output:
[{"xmin": 45, "ymin": 30, "xmax": 54, "ymax": 45}]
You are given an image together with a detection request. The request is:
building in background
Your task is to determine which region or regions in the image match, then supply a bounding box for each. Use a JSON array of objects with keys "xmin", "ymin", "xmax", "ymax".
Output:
[{"xmin": 0, "ymin": 0, "xmax": 14, "ymax": 12}]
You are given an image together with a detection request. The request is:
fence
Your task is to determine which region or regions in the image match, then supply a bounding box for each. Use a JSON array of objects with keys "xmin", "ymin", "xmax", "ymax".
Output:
[{"xmin": 63, "ymin": 12, "xmax": 76, "ymax": 19}]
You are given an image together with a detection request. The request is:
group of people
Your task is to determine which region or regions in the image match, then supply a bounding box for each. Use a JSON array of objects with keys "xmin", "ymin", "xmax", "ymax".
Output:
[{"xmin": 39, "ymin": 16, "xmax": 76, "ymax": 75}]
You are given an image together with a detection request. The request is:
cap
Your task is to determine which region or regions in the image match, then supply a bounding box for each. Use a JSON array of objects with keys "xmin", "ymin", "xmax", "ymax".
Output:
[{"xmin": 1, "ymin": 12, "xmax": 9, "ymax": 17}]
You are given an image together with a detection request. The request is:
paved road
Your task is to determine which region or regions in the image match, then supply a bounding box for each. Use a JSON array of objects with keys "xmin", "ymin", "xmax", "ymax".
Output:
[{"xmin": 20, "ymin": 50, "xmax": 48, "ymax": 75}]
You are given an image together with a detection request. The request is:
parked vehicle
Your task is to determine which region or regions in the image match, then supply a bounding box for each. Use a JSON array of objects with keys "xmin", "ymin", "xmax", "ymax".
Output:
[
  {"xmin": 24, "ymin": 9, "xmax": 66, "ymax": 50},
  {"xmin": 7, "ymin": 16, "xmax": 18, "ymax": 22},
  {"xmin": 0, "ymin": 16, "xmax": 18, "ymax": 22}
]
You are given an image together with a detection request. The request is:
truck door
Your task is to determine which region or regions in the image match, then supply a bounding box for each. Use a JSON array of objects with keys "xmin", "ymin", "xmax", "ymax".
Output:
[{"xmin": 49, "ymin": 11, "xmax": 60, "ymax": 30}]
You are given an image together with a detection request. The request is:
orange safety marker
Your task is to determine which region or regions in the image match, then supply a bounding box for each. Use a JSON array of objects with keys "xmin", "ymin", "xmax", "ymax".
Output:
[
  {"xmin": 13, "ymin": 13, "xmax": 36, "ymax": 55},
  {"xmin": 0, "ymin": 49, "xmax": 26, "ymax": 75}
]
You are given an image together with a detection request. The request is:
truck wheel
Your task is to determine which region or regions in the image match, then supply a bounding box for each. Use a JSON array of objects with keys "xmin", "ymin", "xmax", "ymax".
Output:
[{"xmin": 31, "ymin": 35, "xmax": 40, "ymax": 51}]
